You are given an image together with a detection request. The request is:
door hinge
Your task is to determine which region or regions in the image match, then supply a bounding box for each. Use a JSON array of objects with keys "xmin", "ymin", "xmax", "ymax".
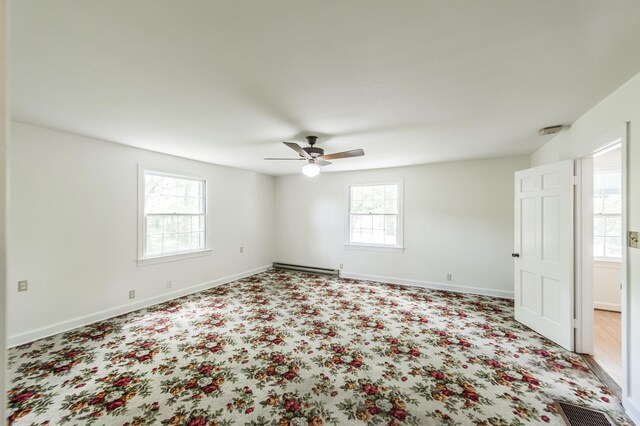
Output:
[
  {"xmin": 573, "ymin": 175, "xmax": 578, "ymax": 186},
  {"xmin": 572, "ymin": 318, "xmax": 578, "ymax": 328}
]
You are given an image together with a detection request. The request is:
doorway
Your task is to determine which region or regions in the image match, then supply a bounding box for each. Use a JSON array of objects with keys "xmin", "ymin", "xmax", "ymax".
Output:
[
  {"xmin": 576, "ymin": 125, "xmax": 628, "ymax": 402},
  {"xmin": 591, "ymin": 143, "xmax": 623, "ymax": 385}
]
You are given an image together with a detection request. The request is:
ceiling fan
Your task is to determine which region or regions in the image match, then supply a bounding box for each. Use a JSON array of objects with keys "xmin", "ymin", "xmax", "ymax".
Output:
[{"xmin": 264, "ymin": 136, "xmax": 365, "ymax": 177}]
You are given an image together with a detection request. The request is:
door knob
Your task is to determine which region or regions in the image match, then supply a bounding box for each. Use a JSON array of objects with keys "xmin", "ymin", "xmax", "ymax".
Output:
[{"xmin": 512, "ymin": 253, "xmax": 520, "ymax": 258}]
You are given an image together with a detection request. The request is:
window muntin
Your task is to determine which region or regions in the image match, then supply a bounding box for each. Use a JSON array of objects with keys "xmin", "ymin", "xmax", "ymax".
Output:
[
  {"xmin": 593, "ymin": 171, "xmax": 621, "ymax": 259},
  {"xmin": 349, "ymin": 183, "xmax": 400, "ymax": 247},
  {"xmin": 143, "ymin": 171, "xmax": 206, "ymax": 258}
]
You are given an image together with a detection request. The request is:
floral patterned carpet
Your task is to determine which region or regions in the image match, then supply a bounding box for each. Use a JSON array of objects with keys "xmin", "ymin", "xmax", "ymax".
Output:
[{"xmin": 7, "ymin": 270, "xmax": 631, "ymax": 425}]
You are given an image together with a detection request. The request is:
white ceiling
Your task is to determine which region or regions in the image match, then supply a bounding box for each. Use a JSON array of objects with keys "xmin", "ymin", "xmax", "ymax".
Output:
[{"xmin": 9, "ymin": 1, "xmax": 640, "ymax": 175}]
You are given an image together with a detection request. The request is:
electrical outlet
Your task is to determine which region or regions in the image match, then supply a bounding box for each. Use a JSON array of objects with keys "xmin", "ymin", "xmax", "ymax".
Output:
[
  {"xmin": 129, "ymin": 290, "xmax": 135, "ymax": 299},
  {"xmin": 240, "ymin": 246, "xmax": 244, "ymax": 253},
  {"xmin": 339, "ymin": 263, "xmax": 343, "ymax": 269},
  {"xmin": 447, "ymin": 274, "xmax": 452, "ymax": 281},
  {"xmin": 18, "ymin": 280, "xmax": 28, "ymax": 292},
  {"xmin": 166, "ymin": 281, "xmax": 172, "ymax": 289},
  {"xmin": 629, "ymin": 231, "xmax": 639, "ymax": 248}
]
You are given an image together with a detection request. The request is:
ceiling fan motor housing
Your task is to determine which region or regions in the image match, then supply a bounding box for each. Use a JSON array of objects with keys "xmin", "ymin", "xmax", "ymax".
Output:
[{"xmin": 303, "ymin": 146, "xmax": 324, "ymax": 158}]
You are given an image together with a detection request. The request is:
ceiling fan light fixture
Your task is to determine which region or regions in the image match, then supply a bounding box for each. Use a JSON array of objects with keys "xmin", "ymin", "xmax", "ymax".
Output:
[{"xmin": 302, "ymin": 161, "xmax": 320, "ymax": 177}]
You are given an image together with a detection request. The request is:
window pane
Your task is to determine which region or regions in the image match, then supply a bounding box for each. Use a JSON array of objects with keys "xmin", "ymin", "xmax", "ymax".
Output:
[
  {"xmin": 605, "ymin": 237, "xmax": 622, "ymax": 258},
  {"xmin": 385, "ymin": 215, "xmax": 397, "ymax": 233},
  {"xmin": 605, "ymin": 216, "xmax": 621, "ymax": 236},
  {"xmin": 362, "ymin": 186, "xmax": 374, "ymax": 201},
  {"xmin": 372, "ymin": 230, "xmax": 384, "ymax": 244},
  {"xmin": 385, "ymin": 199, "xmax": 398, "ymax": 214},
  {"xmin": 193, "ymin": 232, "xmax": 205, "ymax": 248},
  {"xmin": 351, "ymin": 199, "xmax": 365, "ymax": 214},
  {"xmin": 178, "ymin": 216, "xmax": 191, "ymax": 233},
  {"xmin": 593, "ymin": 174, "xmax": 604, "ymax": 195},
  {"xmin": 147, "ymin": 235, "xmax": 162, "ymax": 255},
  {"xmin": 372, "ymin": 215, "xmax": 384, "ymax": 230},
  {"xmin": 593, "ymin": 196, "xmax": 604, "ymax": 215},
  {"xmin": 349, "ymin": 184, "xmax": 400, "ymax": 247},
  {"xmin": 603, "ymin": 195, "xmax": 621, "ymax": 214},
  {"xmin": 178, "ymin": 232, "xmax": 192, "ymax": 251},
  {"xmin": 350, "ymin": 215, "xmax": 361, "ymax": 229},
  {"xmin": 593, "ymin": 216, "xmax": 605, "ymax": 237},
  {"xmin": 384, "ymin": 234, "xmax": 397, "ymax": 245},
  {"xmin": 372, "ymin": 199, "xmax": 385, "ymax": 214},
  {"xmin": 603, "ymin": 174, "xmax": 621, "ymax": 193},
  {"xmin": 162, "ymin": 234, "xmax": 178, "ymax": 253},
  {"xmin": 351, "ymin": 186, "xmax": 363, "ymax": 200},
  {"xmin": 361, "ymin": 215, "xmax": 373, "ymax": 229},
  {"xmin": 145, "ymin": 173, "xmax": 204, "ymax": 214},
  {"xmin": 144, "ymin": 172, "xmax": 207, "ymax": 257},
  {"xmin": 593, "ymin": 236, "xmax": 605, "ymax": 258},
  {"xmin": 385, "ymin": 185, "xmax": 397, "ymax": 200},
  {"xmin": 147, "ymin": 216, "xmax": 162, "ymax": 235},
  {"xmin": 373, "ymin": 185, "xmax": 385, "ymax": 200},
  {"xmin": 192, "ymin": 215, "xmax": 203, "ymax": 232},
  {"xmin": 163, "ymin": 216, "xmax": 178, "ymax": 234}
]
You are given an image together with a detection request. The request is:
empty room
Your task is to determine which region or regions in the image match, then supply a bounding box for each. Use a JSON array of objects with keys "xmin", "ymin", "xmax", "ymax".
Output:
[{"xmin": 2, "ymin": 1, "xmax": 640, "ymax": 425}]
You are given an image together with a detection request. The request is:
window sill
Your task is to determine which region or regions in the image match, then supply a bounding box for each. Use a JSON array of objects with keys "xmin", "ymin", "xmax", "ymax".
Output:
[
  {"xmin": 344, "ymin": 243, "xmax": 404, "ymax": 253},
  {"xmin": 137, "ymin": 249, "xmax": 212, "ymax": 266},
  {"xmin": 593, "ymin": 257, "xmax": 621, "ymax": 263}
]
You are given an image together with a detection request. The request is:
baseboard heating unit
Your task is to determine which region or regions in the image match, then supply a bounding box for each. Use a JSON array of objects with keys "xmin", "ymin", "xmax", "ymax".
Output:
[{"xmin": 272, "ymin": 262, "xmax": 340, "ymax": 277}]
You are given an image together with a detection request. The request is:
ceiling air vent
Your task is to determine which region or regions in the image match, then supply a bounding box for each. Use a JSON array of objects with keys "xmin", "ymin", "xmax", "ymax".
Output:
[{"xmin": 539, "ymin": 125, "xmax": 565, "ymax": 136}]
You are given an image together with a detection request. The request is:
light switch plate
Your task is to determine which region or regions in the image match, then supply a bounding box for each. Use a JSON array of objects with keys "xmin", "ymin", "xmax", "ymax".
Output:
[{"xmin": 629, "ymin": 231, "xmax": 639, "ymax": 248}]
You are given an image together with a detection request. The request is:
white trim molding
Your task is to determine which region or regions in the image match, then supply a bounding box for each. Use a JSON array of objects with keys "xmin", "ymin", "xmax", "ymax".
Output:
[
  {"xmin": 341, "ymin": 271, "xmax": 514, "ymax": 299},
  {"xmin": 7, "ymin": 265, "xmax": 271, "ymax": 347},
  {"xmin": 624, "ymin": 398, "xmax": 640, "ymax": 425},
  {"xmin": 343, "ymin": 244, "xmax": 404, "ymax": 253},
  {"xmin": 137, "ymin": 248, "xmax": 212, "ymax": 266},
  {"xmin": 593, "ymin": 302, "xmax": 621, "ymax": 312}
]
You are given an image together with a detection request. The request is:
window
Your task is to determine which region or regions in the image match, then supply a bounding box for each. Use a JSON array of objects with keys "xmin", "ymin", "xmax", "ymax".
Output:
[
  {"xmin": 348, "ymin": 183, "xmax": 402, "ymax": 249},
  {"xmin": 593, "ymin": 170, "xmax": 621, "ymax": 259},
  {"xmin": 141, "ymin": 170, "xmax": 207, "ymax": 260}
]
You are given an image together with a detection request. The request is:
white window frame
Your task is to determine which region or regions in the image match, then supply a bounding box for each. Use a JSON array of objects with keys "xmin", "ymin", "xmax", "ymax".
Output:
[
  {"xmin": 137, "ymin": 167, "xmax": 211, "ymax": 266},
  {"xmin": 345, "ymin": 180, "xmax": 404, "ymax": 252},
  {"xmin": 593, "ymin": 169, "xmax": 622, "ymax": 261}
]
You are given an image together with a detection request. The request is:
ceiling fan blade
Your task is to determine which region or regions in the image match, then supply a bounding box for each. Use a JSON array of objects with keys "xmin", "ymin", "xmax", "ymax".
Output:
[
  {"xmin": 319, "ymin": 148, "xmax": 364, "ymax": 160},
  {"xmin": 283, "ymin": 141, "xmax": 312, "ymax": 159},
  {"xmin": 316, "ymin": 160, "xmax": 332, "ymax": 166},
  {"xmin": 264, "ymin": 157, "xmax": 305, "ymax": 160}
]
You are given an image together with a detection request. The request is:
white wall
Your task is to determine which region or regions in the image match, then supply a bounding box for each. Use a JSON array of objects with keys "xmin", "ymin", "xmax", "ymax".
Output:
[
  {"xmin": 6, "ymin": 122, "xmax": 275, "ymax": 343},
  {"xmin": 594, "ymin": 261, "xmax": 621, "ymax": 311},
  {"xmin": 531, "ymin": 71, "xmax": 640, "ymax": 423},
  {"xmin": 275, "ymin": 156, "xmax": 529, "ymax": 298}
]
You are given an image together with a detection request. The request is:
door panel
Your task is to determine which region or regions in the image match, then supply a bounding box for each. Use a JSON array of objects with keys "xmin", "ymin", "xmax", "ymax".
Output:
[
  {"xmin": 514, "ymin": 160, "xmax": 574, "ymax": 350},
  {"xmin": 542, "ymin": 196, "xmax": 560, "ymax": 261}
]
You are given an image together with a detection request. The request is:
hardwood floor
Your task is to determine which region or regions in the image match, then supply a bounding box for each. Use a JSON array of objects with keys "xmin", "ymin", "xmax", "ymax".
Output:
[{"xmin": 593, "ymin": 309, "xmax": 621, "ymax": 385}]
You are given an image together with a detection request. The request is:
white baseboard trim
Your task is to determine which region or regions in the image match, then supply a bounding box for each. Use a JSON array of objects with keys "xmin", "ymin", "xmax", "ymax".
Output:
[
  {"xmin": 624, "ymin": 396, "xmax": 640, "ymax": 425},
  {"xmin": 593, "ymin": 301, "xmax": 622, "ymax": 312},
  {"xmin": 340, "ymin": 272, "xmax": 514, "ymax": 299},
  {"xmin": 8, "ymin": 265, "xmax": 271, "ymax": 348}
]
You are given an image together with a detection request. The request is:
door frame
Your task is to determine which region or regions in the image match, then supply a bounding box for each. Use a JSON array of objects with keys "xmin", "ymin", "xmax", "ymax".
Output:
[{"xmin": 575, "ymin": 123, "xmax": 628, "ymax": 403}]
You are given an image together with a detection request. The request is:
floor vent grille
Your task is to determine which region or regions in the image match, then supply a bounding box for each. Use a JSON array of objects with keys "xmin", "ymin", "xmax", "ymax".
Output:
[
  {"xmin": 554, "ymin": 401, "xmax": 615, "ymax": 426},
  {"xmin": 272, "ymin": 262, "xmax": 339, "ymax": 277}
]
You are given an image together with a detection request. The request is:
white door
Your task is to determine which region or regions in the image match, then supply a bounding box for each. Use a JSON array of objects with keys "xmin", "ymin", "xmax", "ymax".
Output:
[{"xmin": 514, "ymin": 160, "xmax": 574, "ymax": 351}]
